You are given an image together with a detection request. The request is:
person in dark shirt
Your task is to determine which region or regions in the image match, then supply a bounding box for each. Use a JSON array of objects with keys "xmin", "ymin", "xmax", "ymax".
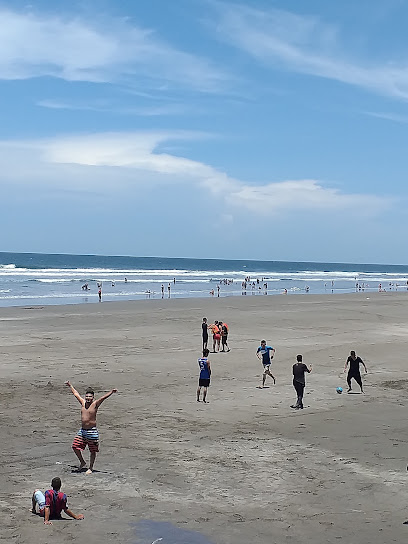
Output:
[
  {"xmin": 344, "ymin": 350, "xmax": 367, "ymax": 393},
  {"xmin": 197, "ymin": 348, "xmax": 211, "ymax": 403},
  {"xmin": 291, "ymin": 354, "xmax": 312, "ymax": 409},
  {"xmin": 202, "ymin": 317, "xmax": 208, "ymax": 350},
  {"xmin": 31, "ymin": 477, "xmax": 84, "ymax": 525}
]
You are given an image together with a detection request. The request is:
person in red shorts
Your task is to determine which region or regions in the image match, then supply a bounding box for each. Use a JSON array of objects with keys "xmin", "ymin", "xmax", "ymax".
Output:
[
  {"xmin": 31, "ymin": 477, "xmax": 84, "ymax": 525},
  {"xmin": 65, "ymin": 381, "xmax": 117, "ymax": 474}
]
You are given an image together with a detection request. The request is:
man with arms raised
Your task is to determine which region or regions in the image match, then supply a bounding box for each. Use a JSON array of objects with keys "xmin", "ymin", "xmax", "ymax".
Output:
[{"xmin": 65, "ymin": 381, "xmax": 117, "ymax": 474}]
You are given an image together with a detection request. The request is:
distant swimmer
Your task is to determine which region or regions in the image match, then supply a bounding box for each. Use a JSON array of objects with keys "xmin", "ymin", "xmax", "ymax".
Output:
[
  {"xmin": 98, "ymin": 286, "xmax": 102, "ymax": 302},
  {"xmin": 65, "ymin": 381, "xmax": 117, "ymax": 474},
  {"xmin": 344, "ymin": 350, "xmax": 367, "ymax": 393},
  {"xmin": 256, "ymin": 340, "xmax": 276, "ymax": 388},
  {"xmin": 161, "ymin": 284, "xmax": 164, "ymax": 298},
  {"xmin": 197, "ymin": 348, "xmax": 211, "ymax": 403},
  {"xmin": 291, "ymin": 355, "xmax": 312, "ymax": 409},
  {"xmin": 32, "ymin": 477, "xmax": 84, "ymax": 525}
]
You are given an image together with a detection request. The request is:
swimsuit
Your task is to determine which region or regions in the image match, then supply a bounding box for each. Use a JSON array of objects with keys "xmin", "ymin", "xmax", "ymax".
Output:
[{"xmin": 72, "ymin": 427, "xmax": 99, "ymax": 453}]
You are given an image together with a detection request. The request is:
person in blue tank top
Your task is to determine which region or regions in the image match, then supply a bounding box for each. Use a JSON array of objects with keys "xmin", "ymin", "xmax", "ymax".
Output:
[{"xmin": 197, "ymin": 348, "xmax": 211, "ymax": 403}]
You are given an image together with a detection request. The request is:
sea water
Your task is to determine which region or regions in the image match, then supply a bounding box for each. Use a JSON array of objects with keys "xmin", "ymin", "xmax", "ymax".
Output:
[{"xmin": 0, "ymin": 251, "xmax": 407, "ymax": 307}]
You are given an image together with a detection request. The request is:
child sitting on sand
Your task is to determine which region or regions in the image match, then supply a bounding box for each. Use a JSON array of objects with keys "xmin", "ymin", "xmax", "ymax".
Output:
[{"xmin": 31, "ymin": 477, "xmax": 84, "ymax": 525}]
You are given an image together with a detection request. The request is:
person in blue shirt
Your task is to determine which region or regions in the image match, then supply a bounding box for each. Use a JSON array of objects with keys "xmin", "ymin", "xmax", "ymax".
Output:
[
  {"xmin": 197, "ymin": 348, "xmax": 211, "ymax": 403},
  {"xmin": 256, "ymin": 340, "xmax": 276, "ymax": 388}
]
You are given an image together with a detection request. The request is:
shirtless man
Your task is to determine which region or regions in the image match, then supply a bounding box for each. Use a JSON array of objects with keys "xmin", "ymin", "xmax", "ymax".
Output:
[{"xmin": 65, "ymin": 381, "xmax": 117, "ymax": 474}]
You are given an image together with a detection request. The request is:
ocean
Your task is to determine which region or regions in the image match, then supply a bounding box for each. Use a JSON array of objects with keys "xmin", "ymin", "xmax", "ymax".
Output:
[{"xmin": 0, "ymin": 251, "xmax": 407, "ymax": 307}]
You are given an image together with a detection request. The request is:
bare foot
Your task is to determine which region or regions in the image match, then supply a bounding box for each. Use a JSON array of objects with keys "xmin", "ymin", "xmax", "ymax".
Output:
[{"xmin": 85, "ymin": 468, "xmax": 93, "ymax": 475}]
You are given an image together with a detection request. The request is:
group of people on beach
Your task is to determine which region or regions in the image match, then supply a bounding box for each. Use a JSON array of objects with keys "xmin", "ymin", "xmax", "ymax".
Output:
[
  {"xmin": 197, "ymin": 336, "xmax": 367, "ymax": 409},
  {"xmin": 201, "ymin": 317, "xmax": 230, "ymax": 352}
]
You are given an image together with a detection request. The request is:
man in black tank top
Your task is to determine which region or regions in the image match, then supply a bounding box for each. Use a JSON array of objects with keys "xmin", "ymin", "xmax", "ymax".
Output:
[{"xmin": 344, "ymin": 350, "xmax": 367, "ymax": 393}]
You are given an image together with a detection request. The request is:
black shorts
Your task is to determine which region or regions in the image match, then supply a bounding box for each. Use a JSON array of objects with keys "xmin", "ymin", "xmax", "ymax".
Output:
[
  {"xmin": 199, "ymin": 378, "xmax": 210, "ymax": 387},
  {"xmin": 202, "ymin": 334, "xmax": 208, "ymax": 342},
  {"xmin": 221, "ymin": 335, "xmax": 228, "ymax": 344}
]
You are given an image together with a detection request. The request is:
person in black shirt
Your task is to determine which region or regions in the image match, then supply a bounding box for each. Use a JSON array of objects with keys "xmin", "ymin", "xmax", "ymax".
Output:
[
  {"xmin": 291, "ymin": 354, "xmax": 312, "ymax": 409},
  {"xmin": 202, "ymin": 317, "xmax": 208, "ymax": 350},
  {"xmin": 344, "ymin": 350, "xmax": 367, "ymax": 393}
]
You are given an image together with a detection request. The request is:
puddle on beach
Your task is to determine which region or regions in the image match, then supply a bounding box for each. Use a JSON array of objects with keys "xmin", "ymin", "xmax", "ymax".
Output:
[{"xmin": 132, "ymin": 520, "xmax": 215, "ymax": 544}]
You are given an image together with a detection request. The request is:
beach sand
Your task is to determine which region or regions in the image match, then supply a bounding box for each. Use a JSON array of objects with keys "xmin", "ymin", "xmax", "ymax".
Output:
[{"xmin": 1, "ymin": 292, "xmax": 408, "ymax": 543}]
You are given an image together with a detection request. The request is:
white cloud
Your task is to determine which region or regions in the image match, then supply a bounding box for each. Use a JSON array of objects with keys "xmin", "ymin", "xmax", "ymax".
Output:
[
  {"xmin": 211, "ymin": 3, "xmax": 408, "ymax": 100},
  {"xmin": 0, "ymin": 131, "xmax": 390, "ymax": 217},
  {"xmin": 37, "ymin": 98, "xmax": 194, "ymax": 116},
  {"xmin": 0, "ymin": 8, "xmax": 227, "ymax": 91},
  {"xmin": 363, "ymin": 111, "xmax": 408, "ymax": 123}
]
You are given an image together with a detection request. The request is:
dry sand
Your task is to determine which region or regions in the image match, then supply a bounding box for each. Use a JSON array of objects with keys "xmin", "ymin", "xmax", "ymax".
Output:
[{"xmin": 1, "ymin": 292, "xmax": 408, "ymax": 543}]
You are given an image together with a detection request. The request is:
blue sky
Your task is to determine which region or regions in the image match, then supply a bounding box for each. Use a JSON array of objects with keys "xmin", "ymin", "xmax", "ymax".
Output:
[{"xmin": 1, "ymin": 0, "xmax": 408, "ymax": 264}]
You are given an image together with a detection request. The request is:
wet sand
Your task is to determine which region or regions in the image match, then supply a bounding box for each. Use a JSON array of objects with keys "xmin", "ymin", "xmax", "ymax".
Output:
[{"xmin": 1, "ymin": 292, "xmax": 408, "ymax": 544}]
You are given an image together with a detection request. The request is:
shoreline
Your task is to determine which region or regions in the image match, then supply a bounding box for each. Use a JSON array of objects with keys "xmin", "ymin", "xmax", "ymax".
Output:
[{"xmin": 0, "ymin": 286, "xmax": 403, "ymax": 311}]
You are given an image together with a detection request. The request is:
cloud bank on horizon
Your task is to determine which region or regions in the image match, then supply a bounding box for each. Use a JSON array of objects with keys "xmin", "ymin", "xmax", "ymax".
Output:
[{"xmin": 0, "ymin": 1, "xmax": 406, "ymax": 263}]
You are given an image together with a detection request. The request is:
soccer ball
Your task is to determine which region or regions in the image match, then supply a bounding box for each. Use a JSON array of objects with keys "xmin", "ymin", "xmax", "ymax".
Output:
[{"xmin": 336, "ymin": 387, "xmax": 343, "ymax": 394}]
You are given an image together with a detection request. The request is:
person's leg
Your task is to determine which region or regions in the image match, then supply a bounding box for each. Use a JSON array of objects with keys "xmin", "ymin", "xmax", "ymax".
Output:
[
  {"xmin": 347, "ymin": 371, "xmax": 352, "ymax": 392},
  {"xmin": 354, "ymin": 372, "xmax": 364, "ymax": 393},
  {"xmin": 297, "ymin": 383, "xmax": 305, "ymax": 408},
  {"xmin": 203, "ymin": 387, "xmax": 208, "ymax": 403},
  {"xmin": 32, "ymin": 490, "xmax": 45, "ymax": 514},
  {"xmin": 197, "ymin": 386, "xmax": 201, "ymax": 401},
  {"xmin": 212, "ymin": 337, "xmax": 216, "ymax": 353},
  {"xmin": 266, "ymin": 369, "xmax": 276, "ymax": 384},
  {"xmin": 262, "ymin": 369, "xmax": 267, "ymax": 387},
  {"xmin": 86, "ymin": 441, "xmax": 99, "ymax": 474},
  {"xmin": 292, "ymin": 380, "xmax": 304, "ymax": 408},
  {"xmin": 72, "ymin": 434, "xmax": 87, "ymax": 469},
  {"xmin": 87, "ymin": 452, "xmax": 97, "ymax": 474}
]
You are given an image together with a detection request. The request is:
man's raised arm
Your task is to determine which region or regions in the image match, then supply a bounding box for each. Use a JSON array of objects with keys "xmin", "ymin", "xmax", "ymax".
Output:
[
  {"xmin": 65, "ymin": 381, "xmax": 84, "ymax": 404},
  {"xmin": 95, "ymin": 389, "xmax": 117, "ymax": 407}
]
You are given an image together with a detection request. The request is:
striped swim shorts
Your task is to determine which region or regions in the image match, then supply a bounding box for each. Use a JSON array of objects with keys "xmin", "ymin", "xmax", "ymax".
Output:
[{"xmin": 72, "ymin": 427, "xmax": 99, "ymax": 453}]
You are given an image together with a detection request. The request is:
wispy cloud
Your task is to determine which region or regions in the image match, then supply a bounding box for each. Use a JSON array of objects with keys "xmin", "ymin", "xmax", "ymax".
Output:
[
  {"xmin": 363, "ymin": 111, "xmax": 408, "ymax": 123},
  {"xmin": 0, "ymin": 131, "xmax": 390, "ymax": 216},
  {"xmin": 37, "ymin": 99, "xmax": 193, "ymax": 116},
  {"xmin": 0, "ymin": 8, "xmax": 227, "ymax": 92},
  {"xmin": 210, "ymin": 2, "xmax": 408, "ymax": 100}
]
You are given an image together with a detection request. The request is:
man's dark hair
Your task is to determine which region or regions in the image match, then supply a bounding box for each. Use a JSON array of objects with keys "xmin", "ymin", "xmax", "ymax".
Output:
[
  {"xmin": 296, "ymin": 354, "xmax": 303, "ymax": 362},
  {"xmin": 261, "ymin": 340, "xmax": 266, "ymax": 344},
  {"xmin": 203, "ymin": 348, "xmax": 210, "ymax": 357},
  {"xmin": 85, "ymin": 388, "xmax": 94, "ymax": 396},
  {"xmin": 51, "ymin": 477, "xmax": 62, "ymax": 490}
]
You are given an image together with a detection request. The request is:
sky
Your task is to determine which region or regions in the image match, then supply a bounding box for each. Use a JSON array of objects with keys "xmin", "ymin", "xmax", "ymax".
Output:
[{"xmin": 1, "ymin": 0, "xmax": 408, "ymax": 264}]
